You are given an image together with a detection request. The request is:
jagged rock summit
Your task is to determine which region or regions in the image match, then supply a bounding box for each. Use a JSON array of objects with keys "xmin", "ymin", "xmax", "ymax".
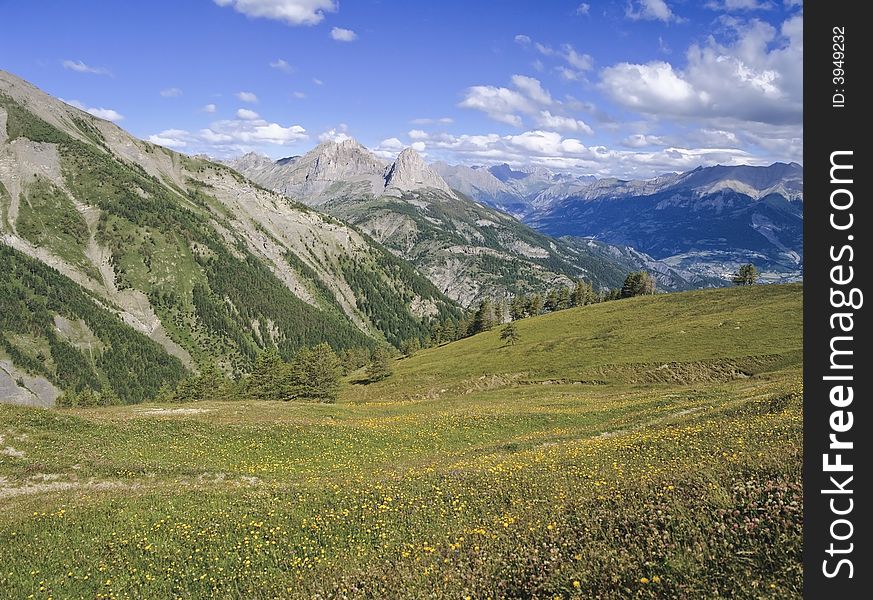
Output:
[
  {"xmin": 300, "ymin": 138, "xmax": 387, "ymax": 187},
  {"xmin": 383, "ymin": 147, "xmax": 452, "ymax": 195},
  {"xmin": 224, "ymin": 140, "xmax": 454, "ymax": 204},
  {"xmin": 0, "ymin": 69, "xmax": 460, "ymax": 406}
]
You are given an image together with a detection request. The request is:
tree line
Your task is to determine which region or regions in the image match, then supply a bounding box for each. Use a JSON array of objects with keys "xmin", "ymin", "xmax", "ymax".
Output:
[
  {"xmin": 414, "ymin": 271, "xmax": 658, "ymax": 348},
  {"xmin": 146, "ymin": 343, "xmax": 395, "ymax": 405}
]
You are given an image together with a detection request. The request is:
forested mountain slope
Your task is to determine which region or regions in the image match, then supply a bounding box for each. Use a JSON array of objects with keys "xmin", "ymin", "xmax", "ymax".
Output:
[
  {"xmin": 0, "ymin": 70, "xmax": 458, "ymax": 406},
  {"xmin": 228, "ymin": 145, "xmax": 676, "ymax": 305}
]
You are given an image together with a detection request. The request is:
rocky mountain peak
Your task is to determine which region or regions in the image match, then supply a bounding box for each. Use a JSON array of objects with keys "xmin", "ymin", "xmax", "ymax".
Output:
[
  {"xmin": 229, "ymin": 151, "xmax": 274, "ymax": 171},
  {"xmin": 488, "ymin": 163, "xmax": 528, "ymax": 182},
  {"xmin": 384, "ymin": 147, "xmax": 452, "ymax": 194},
  {"xmin": 295, "ymin": 138, "xmax": 387, "ymax": 190}
]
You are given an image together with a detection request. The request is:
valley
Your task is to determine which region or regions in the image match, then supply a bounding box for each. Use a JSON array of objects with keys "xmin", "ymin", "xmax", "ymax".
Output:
[
  {"xmin": 436, "ymin": 161, "xmax": 804, "ymax": 283},
  {"xmin": 0, "ymin": 1, "xmax": 808, "ymax": 597},
  {"xmin": 0, "ymin": 71, "xmax": 459, "ymax": 405},
  {"xmin": 0, "ymin": 284, "xmax": 802, "ymax": 598}
]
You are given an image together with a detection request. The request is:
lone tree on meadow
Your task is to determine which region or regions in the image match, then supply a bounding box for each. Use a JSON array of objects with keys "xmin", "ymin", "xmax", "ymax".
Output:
[
  {"xmin": 500, "ymin": 321, "xmax": 521, "ymax": 346},
  {"xmin": 620, "ymin": 271, "xmax": 656, "ymax": 298},
  {"xmin": 366, "ymin": 347, "xmax": 394, "ymax": 382},
  {"xmin": 732, "ymin": 263, "xmax": 760, "ymax": 286}
]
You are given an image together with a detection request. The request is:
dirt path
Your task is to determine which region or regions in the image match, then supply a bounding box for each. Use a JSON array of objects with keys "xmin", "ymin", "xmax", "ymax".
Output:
[{"xmin": 0, "ymin": 472, "xmax": 263, "ymax": 500}]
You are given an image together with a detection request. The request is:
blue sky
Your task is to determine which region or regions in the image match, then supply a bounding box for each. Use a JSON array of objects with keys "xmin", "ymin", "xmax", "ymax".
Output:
[{"xmin": 0, "ymin": 0, "xmax": 802, "ymax": 177}]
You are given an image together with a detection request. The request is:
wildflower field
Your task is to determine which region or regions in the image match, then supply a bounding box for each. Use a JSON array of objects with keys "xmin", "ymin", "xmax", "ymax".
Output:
[{"xmin": 0, "ymin": 285, "xmax": 803, "ymax": 598}]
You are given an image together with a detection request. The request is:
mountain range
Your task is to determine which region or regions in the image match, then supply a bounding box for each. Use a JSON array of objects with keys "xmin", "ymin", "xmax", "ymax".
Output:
[
  {"xmin": 225, "ymin": 143, "xmax": 723, "ymax": 304},
  {"xmin": 433, "ymin": 160, "xmax": 803, "ymax": 282},
  {"xmin": 0, "ymin": 69, "xmax": 803, "ymax": 407},
  {"xmin": 230, "ymin": 142, "xmax": 802, "ymax": 287},
  {"xmin": 0, "ymin": 71, "xmax": 461, "ymax": 406}
]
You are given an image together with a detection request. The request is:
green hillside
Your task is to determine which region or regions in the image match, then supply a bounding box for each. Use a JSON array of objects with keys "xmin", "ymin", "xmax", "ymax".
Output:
[
  {"xmin": 323, "ymin": 189, "xmax": 633, "ymax": 305},
  {"xmin": 1, "ymin": 74, "xmax": 461, "ymax": 405},
  {"xmin": 352, "ymin": 283, "xmax": 802, "ymax": 402},
  {"xmin": 0, "ymin": 245, "xmax": 186, "ymax": 404},
  {"xmin": 0, "ymin": 285, "xmax": 802, "ymax": 598}
]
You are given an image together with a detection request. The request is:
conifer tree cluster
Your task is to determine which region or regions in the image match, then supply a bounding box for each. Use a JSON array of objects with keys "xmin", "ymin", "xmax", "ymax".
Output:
[
  {"xmin": 243, "ymin": 343, "xmax": 343, "ymax": 402},
  {"xmin": 152, "ymin": 341, "xmax": 401, "ymax": 403}
]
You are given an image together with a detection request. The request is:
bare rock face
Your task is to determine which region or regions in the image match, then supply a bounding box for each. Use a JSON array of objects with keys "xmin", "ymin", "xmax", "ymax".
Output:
[
  {"xmin": 0, "ymin": 69, "xmax": 462, "ymax": 403},
  {"xmin": 225, "ymin": 142, "xmax": 455, "ymax": 204},
  {"xmin": 298, "ymin": 139, "xmax": 387, "ymax": 190},
  {"xmin": 383, "ymin": 148, "xmax": 452, "ymax": 195},
  {"xmin": 0, "ymin": 360, "xmax": 59, "ymax": 407},
  {"xmin": 229, "ymin": 151, "xmax": 276, "ymax": 175}
]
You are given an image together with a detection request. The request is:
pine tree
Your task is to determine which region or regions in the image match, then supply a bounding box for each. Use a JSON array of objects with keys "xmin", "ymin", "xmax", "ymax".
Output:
[
  {"xmin": 338, "ymin": 347, "xmax": 371, "ymax": 375},
  {"xmin": 443, "ymin": 318, "xmax": 460, "ymax": 342},
  {"xmin": 431, "ymin": 322, "xmax": 444, "ymax": 345},
  {"xmin": 604, "ymin": 288, "xmax": 622, "ymax": 301},
  {"xmin": 470, "ymin": 299, "xmax": 495, "ymax": 334},
  {"xmin": 500, "ymin": 321, "xmax": 520, "ymax": 346},
  {"xmin": 732, "ymin": 263, "xmax": 760, "ymax": 286},
  {"xmin": 400, "ymin": 337, "xmax": 421, "ymax": 357},
  {"xmin": 247, "ymin": 348, "xmax": 293, "ymax": 400},
  {"xmin": 527, "ymin": 293, "xmax": 544, "ymax": 316},
  {"xmin": 366, "ymin": 347, "xmax": 393, "ymax": 382},
  {"xmin": 493, "ymin": 299, "xmax": 506, "ymax": 325},
  {"xmin": 289, "ymin": 343, "xmax": 342, "ymax": 402},
  {"xmin": 510, "ymin": 295, "xmax": 527, "ymax": 320},
  {"xmin": 620, "ymin": 271, "xmax": 656, "ymax": 298},
  {"xmin": 557, "ymin": 287, "xmax": 571, "ymax": 310},
  {"xmin": 572, "ymin": 279, "xmax": 594, "ymax": 307},
  {"xmin": 455, "ymin": 317, "xmax": 470, "ymax": 340},
  {"xmin": 544, "ymin": 289, "xmax": 559, "ymax": 312}
]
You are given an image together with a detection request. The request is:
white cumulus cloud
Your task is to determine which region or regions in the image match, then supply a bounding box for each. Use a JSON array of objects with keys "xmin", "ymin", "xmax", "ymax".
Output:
[
  {"xmin": 510, "ymin": 75, "xmax": 553, "ymax": 105},
  {"xmin": 562, "ymin": 44, "xmax": 594, "ymax": 71},
  {"xmin": 318, "ymin": 124, "xmax": 352, "ymax": 142},
  {"xmin": 147, "ymin": 129, "xmax": 189, "ymax": 148},
  {"xmin": 600, "ymin": 15, "xmax": 802, "ymax": 126},
  {"xmin": 625, "ymin": 0, "xmax": 681, "ymax": 22},
  {"xmin": 621, "ymin": 134, "xmax": 668, "ymax": 148},
  {"xmin": 330, "ymin": 27, "xmax": 357, "ymax": 42},
  {"xmin": 148, "ymin": 114, "xmax": 308, "ymax": 157},
  {"xmin": 236, "ymin": 91, "xmax": 259, "ymax": 103},
  {"xmin": 213, "ymin": 0, "xmax": 337, "ymax": 26},
  {"xmin": 459, "ymin": 75, "xmax": 597, "ymax": 133},
  {"xmin": 236, "ymin": 108, "xmax": 260, "ymax": 120},
  {"xmin": 373, "ymin": 137, "xmax": 406, "ymax": 159},
  {"xmin": 459, "ymin": 75, "xmax": 559, "ymax": 127},
  {"xmin": 536, "ymin": 111, "xmax": 594, "ymax": 135},
  {"xmin": 160, "ymin": 87, "xmax": 183, "ymax": 98},
  {"xmin": 269, "ymin": 58, "xmax": 295, "ymax": 73},
  {"xmin": 459, "ymin": 86, "xmax": 531, "ymax": 127}
]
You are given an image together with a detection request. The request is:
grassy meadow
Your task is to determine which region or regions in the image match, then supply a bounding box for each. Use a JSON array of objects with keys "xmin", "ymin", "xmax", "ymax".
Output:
[{"xmin": 0, "ymin": 284, "xmax": 803, "ymax": 598}]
